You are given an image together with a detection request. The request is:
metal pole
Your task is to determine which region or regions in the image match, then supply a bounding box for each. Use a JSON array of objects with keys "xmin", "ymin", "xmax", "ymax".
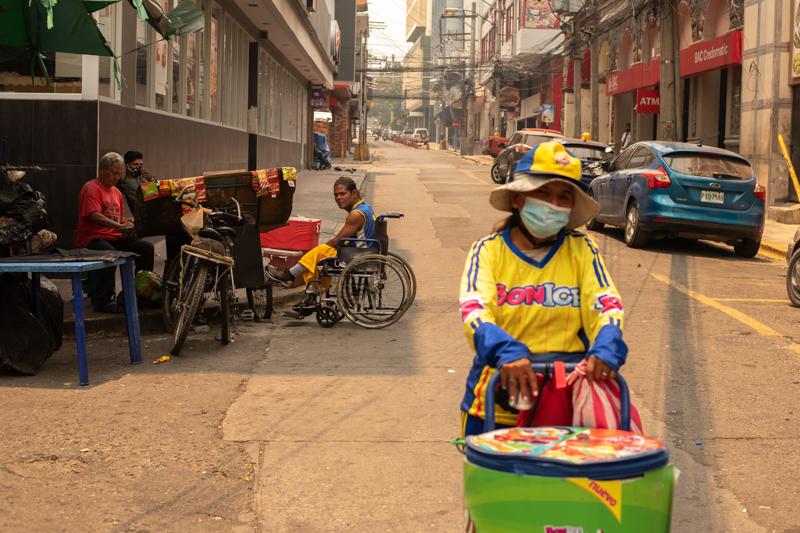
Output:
[
  {"xmin": 590, "ymin": 38, "xmax": 599, "ymax": 140},
  {"xmin": 493, "ymin": 0, "xmax": 502, "ymax": 136},
  {"xmin": 573, "ymin": 45, "xmax": 582, "ymax": 138}
]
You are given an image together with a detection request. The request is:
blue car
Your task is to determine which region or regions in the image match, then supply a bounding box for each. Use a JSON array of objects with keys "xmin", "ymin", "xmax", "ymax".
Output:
[{"xmin": 586, "ymin": 142, "xmax": 765, "ymax": 257}]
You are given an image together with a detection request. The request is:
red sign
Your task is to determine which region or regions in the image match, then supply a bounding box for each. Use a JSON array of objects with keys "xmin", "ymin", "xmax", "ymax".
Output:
[
  {"xmin": 635, "ymin": 88, "xmax": 660, "ymax": 114},
  {"xmin": 680, "ymin": 30, "xmax": 742, "ymax": 78},
  {"xmin": 453, "ymin": 119, "xmax": 461, "ymax": 128},
  {"xmin": 605, "ymin": 58, "xmax": 660, "ymax": 96}
]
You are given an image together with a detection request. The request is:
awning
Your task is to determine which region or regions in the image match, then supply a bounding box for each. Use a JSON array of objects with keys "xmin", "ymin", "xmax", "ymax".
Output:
[
  {"xmin": 606, "ymin": 58, "xmax": 660, "ymax": 96},
  {"xmin": 680, "ymin": 30, "xmax": 742, "ymax": 78}
]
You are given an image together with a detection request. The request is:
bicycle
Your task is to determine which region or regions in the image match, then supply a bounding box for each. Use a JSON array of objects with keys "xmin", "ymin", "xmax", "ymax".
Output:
[{"xmin": 162, "ymin": 187, "xmax": 244, "ymax": 355}]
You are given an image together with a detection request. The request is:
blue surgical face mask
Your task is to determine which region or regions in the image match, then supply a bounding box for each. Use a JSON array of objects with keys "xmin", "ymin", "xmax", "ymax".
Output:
[{"xmin": 519, "ymin": 197, "xmax": 571, "ymax": 239}]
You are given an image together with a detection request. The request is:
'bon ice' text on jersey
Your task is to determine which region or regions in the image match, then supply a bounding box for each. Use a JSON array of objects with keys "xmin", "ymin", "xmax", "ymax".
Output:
[{"xmin": 459, "ymin": 228, "xmax": 627, "ymax": 426}]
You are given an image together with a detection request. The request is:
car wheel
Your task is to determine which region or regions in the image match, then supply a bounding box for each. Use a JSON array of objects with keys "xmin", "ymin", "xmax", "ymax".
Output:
[
  {"xmin": 585, "ymin": 191, "xmax": 604, "ymax": 231},
  {"xmin": 490, "ymin": 163, "xmax": 505, "ymax": 184},
  {"xmin": 787, "ymin": 248, "xmax": 800, "ymax": 306},
  {"xmin": 624, "ymin": 202, "xmax": 649, "ymax": 248},
  {"xmin": 734, "ymin": 238, "xmax": 760, "ymax": 258}
]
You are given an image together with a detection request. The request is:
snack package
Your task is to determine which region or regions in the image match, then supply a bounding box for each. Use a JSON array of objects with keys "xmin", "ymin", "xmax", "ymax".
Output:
[
  {"xmin": 280, "ymin": 167, "xmax": 297, "ymax": 181},
  {"xmin": 141, "ymin": 180, "xmax": 160, "ymax": 201}
]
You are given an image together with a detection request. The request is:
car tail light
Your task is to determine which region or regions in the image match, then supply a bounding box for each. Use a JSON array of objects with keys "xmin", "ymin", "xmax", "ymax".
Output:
[
  {"xmin": 514, "ymin": 144, "xmax": 532, "ymax": 153},
  {"xmin": 643, "ymin": 167, "xmax": 671, "ymax": 189},
  {"xmin": 754, "ymin": 182, "xmax": 766, "ymax": 201}
]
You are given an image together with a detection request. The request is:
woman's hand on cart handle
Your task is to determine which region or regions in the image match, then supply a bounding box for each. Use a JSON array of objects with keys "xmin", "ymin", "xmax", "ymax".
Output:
[
  {"xmin": 499, "ymin": 358, "xmax": 538, "ymax": 403},
  {"xmin": 585, "ymin": 355, "xmax": 616, "ymax": 383}
]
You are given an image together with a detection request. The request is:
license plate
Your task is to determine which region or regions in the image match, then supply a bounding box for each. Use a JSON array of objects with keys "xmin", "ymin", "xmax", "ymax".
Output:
[{"xmin": 700, "ymin": 190, "xmax": 724, "ymax": 204}]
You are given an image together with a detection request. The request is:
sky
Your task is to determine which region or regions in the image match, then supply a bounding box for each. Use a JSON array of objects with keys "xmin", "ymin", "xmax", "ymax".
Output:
[{"xmin": 367, "ymin": 0, "xmax": 411, "ymax": 61}]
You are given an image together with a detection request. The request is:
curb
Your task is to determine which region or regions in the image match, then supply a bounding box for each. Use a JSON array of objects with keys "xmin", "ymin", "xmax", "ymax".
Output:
[
  {"xmin": 759, "ymin": 239, "xmax": 788, "ymax": 261},
  {"xmin": 64, "ymin": 286, "xmax": 306, "ymax": 339}
]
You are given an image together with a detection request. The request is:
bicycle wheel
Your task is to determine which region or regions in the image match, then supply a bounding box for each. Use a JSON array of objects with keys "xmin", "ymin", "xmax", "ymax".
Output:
[
  {"xmin": 161, "ymin": 258, "xmax": 182, "ymax": 332},
  {"xmin": 219, "ymin": 272, "xmax": 232, "ymax": 345},
  {"xmin": 170, "ymin": 264, "xmax": 208, "ymax": 355},
  {"xmin": 246, "ymin": 285, "xmax": 273, "ymax": 320},
  {"xmin": 336, "ymin": 254, "xmax": 411, "ymax": 329}
]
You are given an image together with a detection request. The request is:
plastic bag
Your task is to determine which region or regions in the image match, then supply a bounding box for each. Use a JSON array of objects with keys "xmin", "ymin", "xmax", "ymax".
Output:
[
  {"xmin": 181, "ymin": 208, "xmax": 205, "ymax": 236},
  {"xmin": 135, "ymin": 270, "xmax": 162, "ymax": 303},
  {"xmin": 569, "ymin": 361, "xmax": 644, "ymax": 434},
  {"xmin": 0, "ymin": 275, "xmax": 63, "ymax": 375}
]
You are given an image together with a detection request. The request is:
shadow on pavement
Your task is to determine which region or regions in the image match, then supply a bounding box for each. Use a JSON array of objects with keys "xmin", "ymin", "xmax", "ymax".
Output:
[{"xmin": 593, "ymin": 227, "xmax": 773, "ymax": 263}]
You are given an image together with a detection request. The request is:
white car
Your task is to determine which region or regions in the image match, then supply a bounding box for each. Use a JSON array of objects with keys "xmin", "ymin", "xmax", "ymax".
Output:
[
  {"xmin": 401, "ymin": 129, "xmax": 413, "ymax": 140},
  {"xmin": 413, "ymin": 128, "xmax": 429, "ymax": 143}
]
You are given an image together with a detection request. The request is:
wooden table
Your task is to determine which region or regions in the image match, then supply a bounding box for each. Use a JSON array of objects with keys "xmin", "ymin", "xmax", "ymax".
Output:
[{"xmin": 0, "ymin": 257, "xmax": 142, "ymax": 385}]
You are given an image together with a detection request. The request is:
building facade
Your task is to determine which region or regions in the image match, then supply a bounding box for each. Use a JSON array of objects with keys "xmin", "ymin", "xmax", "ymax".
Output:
[
  {"xmin": 0, "ymin": 0, "xmax": 340, "ymax": 245},
  {"xmin": 403, "ymin": 0, "xmax": 433, "ymax": 131}
]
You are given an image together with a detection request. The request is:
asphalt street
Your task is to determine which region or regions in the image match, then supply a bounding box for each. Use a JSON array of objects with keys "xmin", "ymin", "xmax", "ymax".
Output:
[
  {"xmin": 225, "ymin": 142, "xmax": 800, "ymax": 531},
  {"xmin": 3, "ymin": 141, "xmax": 799, "ymax": 532}
]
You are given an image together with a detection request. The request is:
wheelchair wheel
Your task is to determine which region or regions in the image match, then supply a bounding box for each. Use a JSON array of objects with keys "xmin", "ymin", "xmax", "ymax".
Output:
[
  {"xmin": 387, "ymin": 252, "xmax": 416, "ymax": 310},
  {"xmin": 336, "ymin": 254, "xmax": 412, "ymax": 329},
  {"xmin": 316, "ymin": 303, "xmax": 341, "ymax": 328}
]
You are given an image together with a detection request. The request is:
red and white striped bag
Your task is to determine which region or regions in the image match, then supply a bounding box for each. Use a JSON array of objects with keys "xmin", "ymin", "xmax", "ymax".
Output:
[{"xmin": 567, "ymin": 360, "xmax": 644, "ymax": 435}]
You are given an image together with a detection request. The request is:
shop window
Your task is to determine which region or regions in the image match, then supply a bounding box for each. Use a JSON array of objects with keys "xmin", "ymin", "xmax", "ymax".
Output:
[
  {"xmin": 0, "ymin": 44, "xmax": 85, "ymax": 93},
  {"xmin": 198, "ymin": 23, "xmax": 207, "ymax": 119},
  {"xmin": 186, "ymin": 32, "xmax": 198, "ymax": 116},
  {"xmin": 136, "ymin": 20, "xmax": 150, "ymax": 106},
  {"xmin": 210, "ymin": 7, "xmax": 221, "ymax": 121},
  {"xmin": 95, "ymin": 4, "xmax": 120, "ymax": 100},
  {"xmin": 222, "ymin": 16, "xmax": 249, "ymax": 129},
  {"xmin": 154, "ymin": 0, "xmax": 170, "ymax": 110},
  {"xmin": 172, "ymin": 37, "xmax": 183, "ymax": 114}
]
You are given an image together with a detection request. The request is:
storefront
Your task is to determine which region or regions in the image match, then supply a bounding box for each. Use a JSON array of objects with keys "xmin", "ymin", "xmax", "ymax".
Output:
[
  {"xmin": 605, "ymin": 58, "xmax": 660, "ymax": 147},
  {"xmin": 517, "ymin": 93, "xmax": 541, "ymax": 130},
  {"xmin": 679, "ymin": 30, "xmax": 743, "ymax": 150}
]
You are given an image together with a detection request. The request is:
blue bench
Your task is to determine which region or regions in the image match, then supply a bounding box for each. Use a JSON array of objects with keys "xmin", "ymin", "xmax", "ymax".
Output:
[{"xmin": 0, "ymin": 257, "xmax": 142, "ymax": 385}]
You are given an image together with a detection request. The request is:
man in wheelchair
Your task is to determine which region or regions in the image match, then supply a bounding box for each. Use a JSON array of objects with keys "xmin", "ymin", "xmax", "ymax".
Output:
[{"xmin": 266, "ymin": 176, "xmax": 376, "ymax": 316}]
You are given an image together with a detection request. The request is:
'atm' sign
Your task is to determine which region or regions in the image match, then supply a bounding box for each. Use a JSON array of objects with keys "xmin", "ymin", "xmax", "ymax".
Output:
[{"xmin": 635, "ymin": 88, "xmax": 660, "ymax": 114}]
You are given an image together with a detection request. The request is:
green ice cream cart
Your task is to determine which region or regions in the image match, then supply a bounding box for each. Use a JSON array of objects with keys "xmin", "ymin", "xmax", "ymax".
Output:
[{"xmin": 463, "ymin": 364, "xmax": 675, "ymax": 532}]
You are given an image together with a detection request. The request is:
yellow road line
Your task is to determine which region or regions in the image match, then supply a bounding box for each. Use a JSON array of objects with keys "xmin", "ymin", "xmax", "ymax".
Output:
[
  {"xmin": 713, "ymin": 298, "xmax": 791, "ymax": 303},
  {"xmin": 651, "ymin": 273, "xmax": 784, "ymax": 338}
]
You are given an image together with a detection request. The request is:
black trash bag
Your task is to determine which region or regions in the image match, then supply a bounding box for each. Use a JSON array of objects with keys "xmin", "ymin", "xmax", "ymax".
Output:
[
  {"xmin": 0, "ymin": 169, "xmax": 48, "ymax": 245},
  {"xmin": 0, "ymin": 275, "xmax": 64, "ymax": 375}
]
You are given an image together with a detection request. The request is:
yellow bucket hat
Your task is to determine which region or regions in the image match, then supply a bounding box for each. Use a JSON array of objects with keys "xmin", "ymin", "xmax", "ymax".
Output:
[{"xmin": 489, "ymin": 141, "xmax": 600, "ymax": 230}]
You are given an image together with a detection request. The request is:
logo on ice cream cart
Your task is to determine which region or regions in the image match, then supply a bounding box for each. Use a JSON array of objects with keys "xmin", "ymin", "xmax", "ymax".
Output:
[{"xmin": 567, "ymin": 478, "xmax": 623, "ymax": 522}]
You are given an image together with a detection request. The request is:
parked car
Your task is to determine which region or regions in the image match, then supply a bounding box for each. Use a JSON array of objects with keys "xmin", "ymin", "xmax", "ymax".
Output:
[
  {"xmin": 413, "ymin": 128, "xmax": 429, "ymax": 143},
  {"xmin": 481, "ymin": 136, "xmax": 510, "ymax": 157},
  {"xmin": 556, "ymin": 139, "xmax": 615, "ymax": 188},
  {"xmin": 491, "ymin": 128, "xmax": 565, "ymax": 184},
  {"xmin": 585, "ymin": 141, "xmax": 766, "ymax": 257},
  {"xmin": 401, "ymin": 129, "xmax": 414, "ymax": 141}
]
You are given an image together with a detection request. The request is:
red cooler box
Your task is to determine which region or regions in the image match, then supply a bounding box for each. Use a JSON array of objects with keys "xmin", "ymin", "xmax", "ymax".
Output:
[{"xmin": 259, "ymin": 216, "xmax": 321, "ymax": 250}]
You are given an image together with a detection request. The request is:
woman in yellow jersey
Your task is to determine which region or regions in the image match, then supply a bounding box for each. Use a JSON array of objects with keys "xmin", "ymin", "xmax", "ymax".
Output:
[{"xmin": 459, "ymin": 141, "xmax": 627, "ymax": 437}]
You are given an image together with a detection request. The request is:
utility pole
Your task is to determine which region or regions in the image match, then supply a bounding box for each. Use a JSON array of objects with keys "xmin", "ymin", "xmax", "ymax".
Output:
[
  {"xmin": 358, "ymin": 30, "xmax": 370, "ymax": 160},
  {"xmin": 590, "ymin": 37, "xmax": 599, "ymax": 140},
  {"xmin": 573, "ymin": 43, "xmax": 582, "ymax": 138},
  {"xmin": 659, "ymin": 0, "xmax": 679, "ymax": 140},
  {"xmin": 493, "ymin": 0, "xmax": 502, "ymax": 136},
  {"xmin": 461, "ymin": 2, "xmax": 477, "ymax": 155}
]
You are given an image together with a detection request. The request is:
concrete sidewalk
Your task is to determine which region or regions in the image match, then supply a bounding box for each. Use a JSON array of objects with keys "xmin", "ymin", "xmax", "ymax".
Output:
[{"xmin": 54, "ymin": 165, "xmax": 370, "ymax": 336}]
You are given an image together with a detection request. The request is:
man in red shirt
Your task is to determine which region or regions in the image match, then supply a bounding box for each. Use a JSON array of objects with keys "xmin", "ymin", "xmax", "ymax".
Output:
[{"xmin": 74, "ymin": 152, "xmax": 154, "ymax": 313}]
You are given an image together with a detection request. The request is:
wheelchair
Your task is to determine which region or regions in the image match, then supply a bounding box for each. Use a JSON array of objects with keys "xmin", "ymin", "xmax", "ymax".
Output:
[{"xmin": 303, "ymin": 213, "xmax": 416, "ymax": 329}]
